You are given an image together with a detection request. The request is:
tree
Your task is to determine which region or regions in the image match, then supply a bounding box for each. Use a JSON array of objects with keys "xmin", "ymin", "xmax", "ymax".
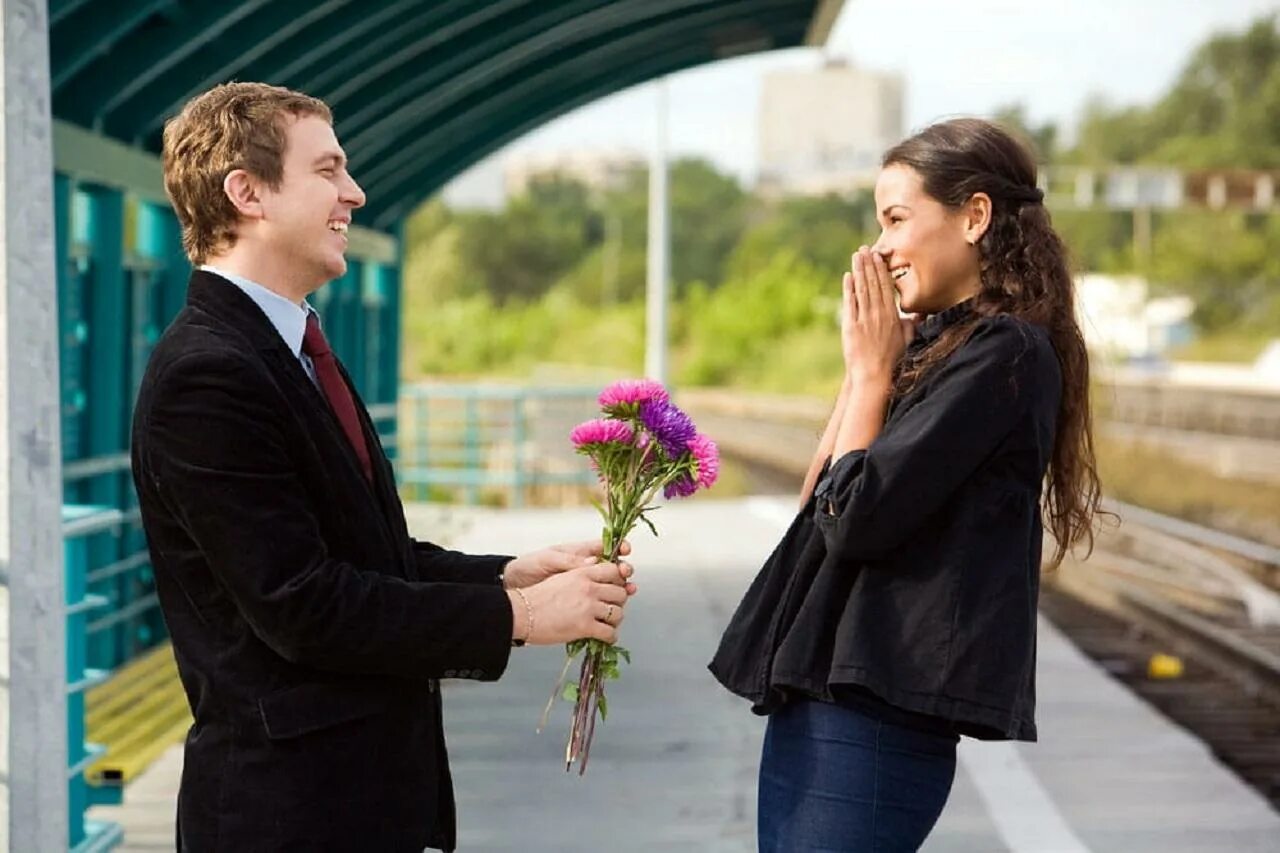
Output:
[{"xmin": 991, "ymin": 103, "xmax": 1058, "ymax": 163}]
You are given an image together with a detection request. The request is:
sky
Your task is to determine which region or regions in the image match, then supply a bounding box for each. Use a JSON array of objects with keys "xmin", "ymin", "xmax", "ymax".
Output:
[{"xmin": 445, "ymin": 0, "xmax": 1279, "ymax": 200}]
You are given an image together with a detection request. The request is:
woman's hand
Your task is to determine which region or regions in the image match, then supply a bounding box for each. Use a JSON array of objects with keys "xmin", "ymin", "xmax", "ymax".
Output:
[{"xmin": 841, "ymin": 247, "xmax": 916, "ymax": 384}]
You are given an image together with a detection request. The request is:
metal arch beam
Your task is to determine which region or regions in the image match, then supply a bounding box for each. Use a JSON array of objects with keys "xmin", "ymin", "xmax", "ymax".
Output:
[
  {"xmin": 49, "ymin": 0, "xmax": 92, "ymax": 27},
  {"xmin": 336, "ymin": 0, "xmax": 621, "ymax": 146},
  {"xmin": 50, "ymin": 0, "xmax": 176, "ymax": 91},
  {"xmin": 362, "ymin": 24, "xmax": 805, "ymax": 229},
  {"xmin": 351, "ymin": 0, "xmax": 803, "ymax": 194},
  {"xmin": 114, "ymin": 0, "xmax": 353, "ymax": 140},
  {"xmin": 300, "ymin": 0, "xmax": 533, "ymax": 110},
  {"xmin": 360, "ymin": 55, "xmax": 691, "ymax": 228},
  {"xmin": 346, "ymin": 0, "xmax": 765, "ymax": 178},
  {"xmin": 361, "ymin": 11, "xmax": 810, "ymax": 228},
  {"xmin": 124, "ymin": 0, "xmax": 459, "ymax": 153},
  {"xmin": 54, "ymin": 0, "xmax": 273, "ymax": 131},
  {"xmin": 805, "ymin": 0, "xmax": 843, "ymax": 45},
  {"xmin": 201, "ymin": 0, "xmax": 435, "ymax": 103}
]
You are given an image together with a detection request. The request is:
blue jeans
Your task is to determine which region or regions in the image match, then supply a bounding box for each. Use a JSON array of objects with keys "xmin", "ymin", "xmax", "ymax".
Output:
[{"xmin": 758, "ymin": 699, "xmax": 957, "ymax": 852}]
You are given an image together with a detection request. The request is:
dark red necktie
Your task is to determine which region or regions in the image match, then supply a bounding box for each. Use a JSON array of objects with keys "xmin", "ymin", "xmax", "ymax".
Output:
[{"xmin": 302, "ymin": 313, "xmax": 373, "ymax": 482}]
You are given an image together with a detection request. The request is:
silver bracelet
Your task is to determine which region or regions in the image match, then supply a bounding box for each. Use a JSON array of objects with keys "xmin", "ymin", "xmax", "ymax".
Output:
[{"xmin": 512, "ymin": 588, "xmax": 533, "ymax": 647}]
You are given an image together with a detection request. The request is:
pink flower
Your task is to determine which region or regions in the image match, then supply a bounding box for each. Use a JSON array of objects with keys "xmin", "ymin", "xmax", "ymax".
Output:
[
  {"xmin": 570, "ymin": 418, "xmax": 634, "ymax": 449},
  {"xmin": 598, "ymin": 379, "xmax": 669, "ymax": 412},
  {"xmin": 689, "ymin": 433, "xmax": 719, "ymax": 490}
]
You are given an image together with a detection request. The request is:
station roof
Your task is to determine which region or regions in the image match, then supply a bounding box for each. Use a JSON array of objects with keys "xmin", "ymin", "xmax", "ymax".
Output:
[{"xmin": 49, "ymin": 0, "xmax": 843, "ymax": 231}]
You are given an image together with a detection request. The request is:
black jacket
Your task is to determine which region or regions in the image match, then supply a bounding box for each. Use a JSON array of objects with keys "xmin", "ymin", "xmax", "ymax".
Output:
[
  {"xmin": 710, "ymin": 303, "xmax": 1062, "ymax": 741},
  {"xmin": 131, "ymin": 270, "xmax": 514, "ymax": 852}
]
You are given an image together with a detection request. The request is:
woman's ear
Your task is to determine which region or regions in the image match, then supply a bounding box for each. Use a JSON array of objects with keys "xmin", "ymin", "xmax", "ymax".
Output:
[
  {"xmin": 963, "ymin": 192, "xmax": 992, "ymax": 245},
  {"xmin": 223, "ymin": 169, "xmax": 264, "ymax": 220}
]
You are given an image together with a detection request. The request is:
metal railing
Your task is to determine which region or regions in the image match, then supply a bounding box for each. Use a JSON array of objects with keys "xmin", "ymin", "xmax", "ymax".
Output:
[
  {"xmin": 63, "ymin": 506, "xmax": 125, "ymax": 852},
  {"xmin": 396, "ymin": 383, "xmax": 599, "ymax": 506}
]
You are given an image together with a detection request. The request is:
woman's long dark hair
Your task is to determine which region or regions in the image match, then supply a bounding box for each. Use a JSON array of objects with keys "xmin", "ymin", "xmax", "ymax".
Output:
[{"xmin": 883, "ymin": 118, "xmax": 1101, "ymax": 567}]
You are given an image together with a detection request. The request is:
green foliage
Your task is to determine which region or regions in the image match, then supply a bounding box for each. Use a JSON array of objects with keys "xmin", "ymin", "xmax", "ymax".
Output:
[
  {"xmin": 991, "ymin": 103, "xmax": 1058, "ymax": 163},
  {"xmin": 1070, "ymin": 15, "xmax": 1280, "ymax": 168},
  {"xmin": 676, "ymin": 250, "xmax": 836, "ymax": 387},
  {"xmin": 1143, "ymin": 211, "xmax": 1280, "ymax": 331},
  {"xmin": 669, "ymin": 158, "xmax": 748, "ymax": 292}
]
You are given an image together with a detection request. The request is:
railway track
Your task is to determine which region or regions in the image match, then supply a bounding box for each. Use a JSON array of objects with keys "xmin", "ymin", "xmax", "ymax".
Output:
[
  {"xmin": 686, "ymin": 397, "xmax": 1280, "ymax": 808},
  {"xmin": 1045, "ymin": 502, "xmax": 1280, "ymax": 808}
]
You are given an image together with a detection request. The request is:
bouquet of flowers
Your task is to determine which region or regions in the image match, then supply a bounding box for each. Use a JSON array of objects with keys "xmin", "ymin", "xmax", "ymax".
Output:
[{"xmin": 541, "ymin": 379, "xmax": 719, "ymax": 774}]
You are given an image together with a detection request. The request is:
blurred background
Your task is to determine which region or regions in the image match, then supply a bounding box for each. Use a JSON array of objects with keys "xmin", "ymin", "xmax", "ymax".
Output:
[{"xmin": 6, "ymin": 1, "xmax": 1279, "ymax": 850}]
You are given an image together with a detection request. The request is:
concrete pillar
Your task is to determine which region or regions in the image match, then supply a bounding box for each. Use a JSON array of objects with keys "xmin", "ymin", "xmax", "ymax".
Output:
[
  {"xmin": 1207, "ymin": 174, "xmax": 1228, "ymax": 210},
  {"xmin": 0, "ymin": 0, "xmax": 67, "ymax": 850},
  {"xmin": 645, "ymin": 78, "xmax": 670, "ymax": 386},
  {"xmin": 1254, "ymin": 174, "xmax": 1274, "ymax": 210}
]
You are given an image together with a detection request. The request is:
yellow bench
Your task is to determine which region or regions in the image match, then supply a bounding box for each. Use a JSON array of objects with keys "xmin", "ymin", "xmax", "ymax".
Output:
[{"xmin": 85, "ymin": 643, "xmax": 192, "ymax": 785}]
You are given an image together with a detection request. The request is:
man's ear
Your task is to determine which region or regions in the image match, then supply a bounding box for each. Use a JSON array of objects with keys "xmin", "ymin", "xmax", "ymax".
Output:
[
  {"xmin": 963, "ymin": 192, "xmax": 992, "ymax": 245},
  {"xmin": 223, "ymin": 169, "xmax": 265, "ymax": 220}
]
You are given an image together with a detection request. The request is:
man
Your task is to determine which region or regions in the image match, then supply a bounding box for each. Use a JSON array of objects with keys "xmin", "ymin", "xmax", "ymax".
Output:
[{"xmin": 131, "ymin": 82, "xmax": 634, "ymax": 852}]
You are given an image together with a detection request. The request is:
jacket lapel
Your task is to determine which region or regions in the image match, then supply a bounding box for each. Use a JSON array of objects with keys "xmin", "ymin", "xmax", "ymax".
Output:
[{"xmin": 184, "ymin": 270, "xmax": 397, "ymax": 531}]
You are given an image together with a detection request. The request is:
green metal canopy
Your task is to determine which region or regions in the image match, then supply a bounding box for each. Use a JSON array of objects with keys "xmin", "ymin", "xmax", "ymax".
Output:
[{"xmin": 50, "ymin": 0, "xmax": 844, "ymax": 230}]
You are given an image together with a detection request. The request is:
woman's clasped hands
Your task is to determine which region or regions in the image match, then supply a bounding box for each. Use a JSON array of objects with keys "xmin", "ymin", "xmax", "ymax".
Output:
[{"xmin": 841, "ymin": 247, "xmax": 918, "ymax": 385}]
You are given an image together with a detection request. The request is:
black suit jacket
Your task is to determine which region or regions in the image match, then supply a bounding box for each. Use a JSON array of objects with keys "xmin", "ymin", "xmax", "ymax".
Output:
[{"xmin": 131, "ymin": 270, "xmax": 513, "ymax": 852}]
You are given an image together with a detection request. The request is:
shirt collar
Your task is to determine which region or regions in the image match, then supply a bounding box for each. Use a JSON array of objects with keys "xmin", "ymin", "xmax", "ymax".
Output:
[
  {"xmin": 201, "ymin": 265, "xmax": 317, "ymax": 357},
  {"xmin": 915, "ymin": 297, "xmax": 977, "ymax": 345}
]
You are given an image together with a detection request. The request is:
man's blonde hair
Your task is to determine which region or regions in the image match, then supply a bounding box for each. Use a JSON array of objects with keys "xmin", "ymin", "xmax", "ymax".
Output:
[{"xmin": 162, "ymin": 82, "xmax": 333, "ymax": 264}]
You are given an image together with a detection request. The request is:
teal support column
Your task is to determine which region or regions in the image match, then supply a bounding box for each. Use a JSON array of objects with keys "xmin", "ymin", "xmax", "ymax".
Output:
[
  {"xmin": 337, "ymin": 268, "xmax": 360, "ymax": 382},
  {"xmin": 389, "ymin": 224, "xmax": 403, "ymax": 402},
  {"xmin": 386, "ymin": 223, "xmax": 405, "ymax": 471},
  {"xmin": 82, "ymin": 185, "xmax": 129, "ymax": 669},
  {"xmin": 160, "ymin": 209, "xmax": 189, "ymax": 325},
  {"xmin": 361, "ymin": 262, "xmax": 385, "ymax": 403},
  {"xmin": 130, "ymin": 201, "xmax": 175, "ymax": 653},
  {"xmin": 346, "ymin": 259, "xmax": 368, "ymax": 396},
  {"xmin": 133, "ymin": 202, "xmax": 169, "ymax": 398}
]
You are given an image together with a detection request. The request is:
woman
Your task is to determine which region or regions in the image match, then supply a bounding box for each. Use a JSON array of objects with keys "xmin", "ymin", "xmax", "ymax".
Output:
[{"xmin": 709, "ymin": 118, "xmax": 1102, "ymax": 852}]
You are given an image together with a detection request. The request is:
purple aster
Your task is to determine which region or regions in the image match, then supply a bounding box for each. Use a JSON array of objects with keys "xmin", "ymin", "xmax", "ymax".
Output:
[
  {"xmin": 663, "ymin": 473, "xmax": 698, "ymax": 500},
  {"xmin": 639, "ymin": 400, "xmax": 697, "ymax": 460}
]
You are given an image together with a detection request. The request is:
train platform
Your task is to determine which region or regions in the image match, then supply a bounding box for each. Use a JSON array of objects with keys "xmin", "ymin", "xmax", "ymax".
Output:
[{"xmin": 91, "ymin": 497, "xmax": 1280, "ymax": 851}]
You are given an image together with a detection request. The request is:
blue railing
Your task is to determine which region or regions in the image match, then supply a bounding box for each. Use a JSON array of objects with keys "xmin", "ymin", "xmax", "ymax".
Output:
[
  {"xmin": 64, "ymin": 505, "xmax": 125, "ymax": 853},
  {"xmin": 396, "ymin": 383, "xmax": 600, "ymax": 507}
]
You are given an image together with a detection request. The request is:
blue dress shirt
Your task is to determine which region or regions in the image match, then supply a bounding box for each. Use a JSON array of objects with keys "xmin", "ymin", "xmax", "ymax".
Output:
[{"xmin": 200, "ymin": 265, "xmax": 320, "ymax": 387}]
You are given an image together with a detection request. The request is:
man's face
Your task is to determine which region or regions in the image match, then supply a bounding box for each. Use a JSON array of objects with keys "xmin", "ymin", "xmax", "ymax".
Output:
[{"xmin": 258, "ymin": 115, "xmax": 365, "ymax": 287}]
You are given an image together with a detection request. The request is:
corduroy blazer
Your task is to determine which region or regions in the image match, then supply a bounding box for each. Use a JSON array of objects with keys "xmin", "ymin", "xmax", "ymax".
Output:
[{"xmin": 131, "ymin": 270, "xmax": 513, "ymax": 852}]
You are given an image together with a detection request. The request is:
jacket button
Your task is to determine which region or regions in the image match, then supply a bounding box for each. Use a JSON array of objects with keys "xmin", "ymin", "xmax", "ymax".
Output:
[
  {"xmin": 457, "ymin": 669, "xmax": 472, "ymax": 678},
  {"xmin": 443, "ymin": 669, "xmax": 457, "ymax": 678}
]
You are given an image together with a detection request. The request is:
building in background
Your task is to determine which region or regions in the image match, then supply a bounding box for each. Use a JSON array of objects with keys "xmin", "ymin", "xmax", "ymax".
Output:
[
  {"xmin": 503, "ymin": 148, "xmax": 644, "ymax": 197},
  {"xmin": 1076, "ymin": 273, "xmax": 1195, "ymax": 362},
  {"xmin": 758, "ymin": 58, "xmax": 904, "ymax": 196},
  {"xmin": 440, "ymin": 156, "xmax": 508, "ymax": 211}
]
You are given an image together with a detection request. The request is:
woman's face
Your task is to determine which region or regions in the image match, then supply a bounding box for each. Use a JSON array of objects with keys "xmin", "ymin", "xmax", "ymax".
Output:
[{"xmin": 870, "ymin": 164, "xmax": 984, "ymax": 315}]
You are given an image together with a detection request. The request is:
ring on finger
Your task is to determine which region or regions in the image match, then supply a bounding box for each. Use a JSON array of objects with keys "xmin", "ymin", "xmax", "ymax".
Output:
[{"xmin": 605, "ymin": 604, "xmax": 615, "ymax": 624}]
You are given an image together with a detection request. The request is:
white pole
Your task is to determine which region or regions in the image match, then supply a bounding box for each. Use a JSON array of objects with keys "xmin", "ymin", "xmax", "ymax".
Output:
[
  {"xmin": 644, "ymin": 78, "xmax": 670, "ymax": 386},
  {"xmin": 0, "ymin": 0, "xmax": 67, "ymax": 849}
]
